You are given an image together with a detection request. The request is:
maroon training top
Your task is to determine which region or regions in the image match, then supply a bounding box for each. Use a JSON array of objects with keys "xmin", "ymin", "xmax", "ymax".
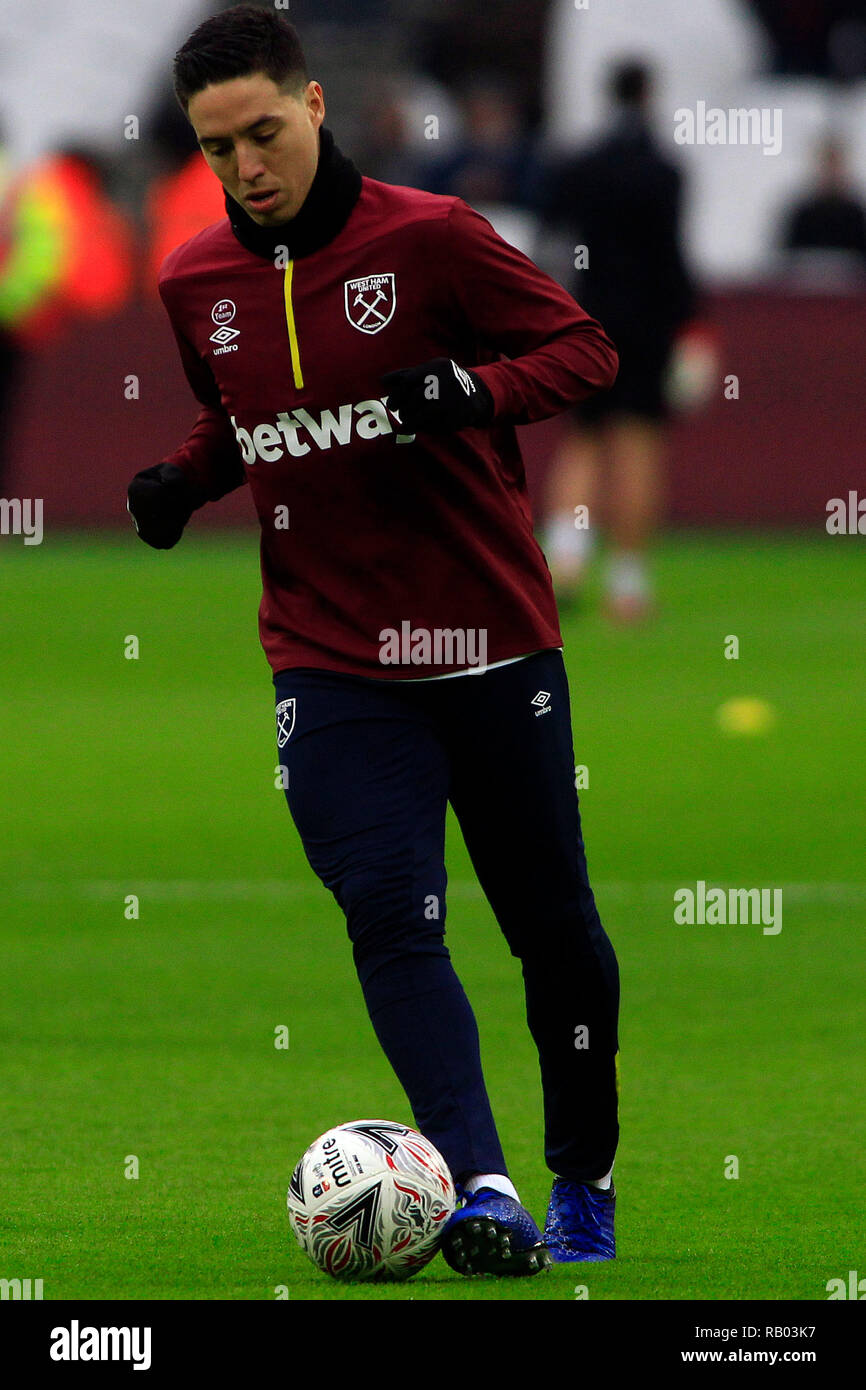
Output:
[{"xmin": 157, "ymin": 131, "xmax": 618, "ymax": 679}]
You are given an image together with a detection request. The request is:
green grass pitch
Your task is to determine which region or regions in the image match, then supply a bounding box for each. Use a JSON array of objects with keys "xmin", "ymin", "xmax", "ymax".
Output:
[{"xmin": 1, "ymin": 529, "xmax": 863, "ymax": 1301}]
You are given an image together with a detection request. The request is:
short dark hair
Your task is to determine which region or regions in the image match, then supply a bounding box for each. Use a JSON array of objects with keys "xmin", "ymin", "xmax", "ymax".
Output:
[
  {"xmin": 609, "ymin": 60, "xmax": 651, "ymax": 107},
  {"xmin": 173, "ymin": 4, "xmax": 308, "ymax": 111}
]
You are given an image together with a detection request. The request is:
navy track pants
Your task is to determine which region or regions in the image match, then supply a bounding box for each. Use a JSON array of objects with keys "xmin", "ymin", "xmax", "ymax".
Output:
[{"xmin": 273, "ymin": 649, "xmax": 619, "ymax": 1185}]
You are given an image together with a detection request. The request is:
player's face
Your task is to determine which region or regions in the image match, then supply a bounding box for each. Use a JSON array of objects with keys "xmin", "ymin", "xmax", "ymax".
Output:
[{"xmin": 188, "ymin": 73, "xmax": 325, "ymax": 225}]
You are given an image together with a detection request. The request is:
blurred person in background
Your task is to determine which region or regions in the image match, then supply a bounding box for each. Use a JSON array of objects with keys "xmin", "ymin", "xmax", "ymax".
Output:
[
  {"xmin": 145, "ymin": 92, "xmax": 228, "ymax": 295},
  {"xmin": 424, "ymin": 77, "xmax": 546, "ymax": 214},
  {"xmin": 146, "ymin": 155, "xmax": 227, "ymax": 296},
  {"xmin": 780, "ymin": 132, "xmax": 866, "ymax": 274},
  {"xmin": 0, "ymin": 141, "xmax": 134, "ymax": 491},
  {"xmin": 0, "ymin": 122, "xmax": 61, "ymax": 494},
  {"xmin": 359, "ymin": 82, "xmax": 422, "ymax": 188},
  {"xmin": 413, "ymin": 0, "xmax": 548, "ymax": 133},
  {"xmin": 750, "ymin": 0, "xmax": 866, "ymax": 80},
  {"xmin": 7, "ymin": 147, "xmax": 134, "ymax": 335},
  {"xmin": 357, "ymin": 73, "xmax": 462, "ymax": 189},
  {"xmin": 540, "ymin": 60, "xmax": 697, "ymax": 621}
]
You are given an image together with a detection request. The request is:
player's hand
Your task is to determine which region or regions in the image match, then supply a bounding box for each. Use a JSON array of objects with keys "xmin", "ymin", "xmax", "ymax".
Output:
[
  {"xmin": 381, "ymin": 357, "xmax": 494, "ymax": 434},
  {"xmin": 126, "ymin": 463, "xmax": 204, "ymax": 550}
]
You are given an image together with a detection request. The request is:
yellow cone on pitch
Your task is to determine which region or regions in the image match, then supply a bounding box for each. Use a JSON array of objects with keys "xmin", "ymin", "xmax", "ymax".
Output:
[{"xmin": 716, "ymin": 698, "xmax": 777, "ymax": 735}]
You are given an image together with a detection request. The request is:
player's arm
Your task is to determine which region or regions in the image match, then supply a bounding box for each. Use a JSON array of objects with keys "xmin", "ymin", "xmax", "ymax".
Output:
[
  {"xmin": 382, "ymin": 198, "xmax": 618, "ymax": 433},
  {"xmin": 127, "ymin": 287, "xmax": 247, "ymax": 550}
]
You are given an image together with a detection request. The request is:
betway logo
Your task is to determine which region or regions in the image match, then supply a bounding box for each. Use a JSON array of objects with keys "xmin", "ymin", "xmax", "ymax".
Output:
[{"xmin": 231, "ymin": 398, "xmax": 414, "ymax": 463}]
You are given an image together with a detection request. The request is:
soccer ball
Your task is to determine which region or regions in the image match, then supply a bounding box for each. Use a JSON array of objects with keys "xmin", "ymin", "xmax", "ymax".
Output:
[{"xmin": 287, "ymin": 1120, "xmax": 456, "ymax": 1280}]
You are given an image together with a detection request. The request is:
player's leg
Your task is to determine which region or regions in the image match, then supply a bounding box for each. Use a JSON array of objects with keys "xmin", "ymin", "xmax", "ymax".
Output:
[
  {"xmin": 540, "ymin": 409, "xmax": 604, "ymax": 605},
  {"xmin": 272, "ymin": 666, "xmax": 507, "ymax": 1187},
  {"xmin": 604, "ymin": 414, "xmax": 664, "ymax": 620},
  {"xmin": 603, "ymin": 338, "xmax": 672, "ymax": 622},
  {"xmin": 439, "ymin": 650, "xmax": 619, "ymax": 1253}
]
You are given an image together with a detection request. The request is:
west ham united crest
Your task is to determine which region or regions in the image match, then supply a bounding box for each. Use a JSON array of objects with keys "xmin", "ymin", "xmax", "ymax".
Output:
[
  {"xmin": 344, "ymin": 273, "xmax": 396, "ymax": 334},
  {"xmin": 276, "ymin": 698, "xmax": 296, "ymax": 749}
]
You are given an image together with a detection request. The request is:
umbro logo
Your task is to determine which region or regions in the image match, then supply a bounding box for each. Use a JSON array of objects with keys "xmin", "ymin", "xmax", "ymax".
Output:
[
  {"xmin": 531, "ymin": 690, "xmax": 552, "ymax": 717},
  {"xmin": 210, "ymin": 299, "xmax": 240, "ymax": 354},
  {"xmin": 452, "ymin": 361, "xmax": 476, "ymax": 397}
]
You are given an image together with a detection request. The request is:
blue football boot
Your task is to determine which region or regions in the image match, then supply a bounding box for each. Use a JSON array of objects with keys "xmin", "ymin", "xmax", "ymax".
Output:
[
  {"xmin": 543, "ymin": 1177, "xmax": 616, "ymax": 1261},
  {"xmin": 441, "ymin": 1186, "xmax": 550, "ymax": 1277}
]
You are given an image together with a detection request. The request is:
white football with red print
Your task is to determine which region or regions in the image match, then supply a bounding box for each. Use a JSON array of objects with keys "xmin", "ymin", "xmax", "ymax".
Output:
[{"xmin": 287, "ymin": 1120, "xmax": 456, "ymax": 1280}]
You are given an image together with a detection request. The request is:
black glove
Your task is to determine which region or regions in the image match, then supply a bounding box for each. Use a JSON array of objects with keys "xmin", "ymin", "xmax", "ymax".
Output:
[
  {"xmin": 381, "ymin": 357, "xmax": 494, "ymax": 434},
  {"xmin": 127, "ymin": 463, "xmax": 206, "ymax": 550}
]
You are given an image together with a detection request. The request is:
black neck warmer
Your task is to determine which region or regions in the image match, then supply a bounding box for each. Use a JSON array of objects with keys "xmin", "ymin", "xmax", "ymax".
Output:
[{"xmin": 224, "ymin": 126, "xmax": 363, "ymax": 261}]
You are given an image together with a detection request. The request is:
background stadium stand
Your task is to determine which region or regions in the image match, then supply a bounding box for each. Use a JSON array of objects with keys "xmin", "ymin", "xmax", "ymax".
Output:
[{"xmin": 1, "ymin": 0, "xmax": 864, "ymax": 528}]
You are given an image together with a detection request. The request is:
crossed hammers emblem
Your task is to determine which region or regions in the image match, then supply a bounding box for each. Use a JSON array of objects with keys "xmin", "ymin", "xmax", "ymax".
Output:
[{"xmin": 353, "ymin": 288, "xmax": 388, "ymax": 326}]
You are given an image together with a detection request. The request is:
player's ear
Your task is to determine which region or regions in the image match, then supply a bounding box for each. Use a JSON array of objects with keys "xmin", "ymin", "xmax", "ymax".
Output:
[{"xmin": 304, "ymin": 80, "xmax": 325, "ymax": 128}]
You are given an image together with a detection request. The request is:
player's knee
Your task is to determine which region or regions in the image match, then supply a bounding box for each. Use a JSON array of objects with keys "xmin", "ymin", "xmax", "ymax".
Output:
[
  {"xmin": 501, "ymin": 889, "xmax": 607, "ymax": 961},
  {"xmin": 335, "ymin": 863, "xmax": 446, "ymax": 954}
]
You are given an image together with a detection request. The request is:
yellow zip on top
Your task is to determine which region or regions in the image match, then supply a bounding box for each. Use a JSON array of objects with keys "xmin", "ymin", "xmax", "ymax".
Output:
[{"xmin": 283, "ymin": 259, "xmax": 304, "ymax": 389}]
